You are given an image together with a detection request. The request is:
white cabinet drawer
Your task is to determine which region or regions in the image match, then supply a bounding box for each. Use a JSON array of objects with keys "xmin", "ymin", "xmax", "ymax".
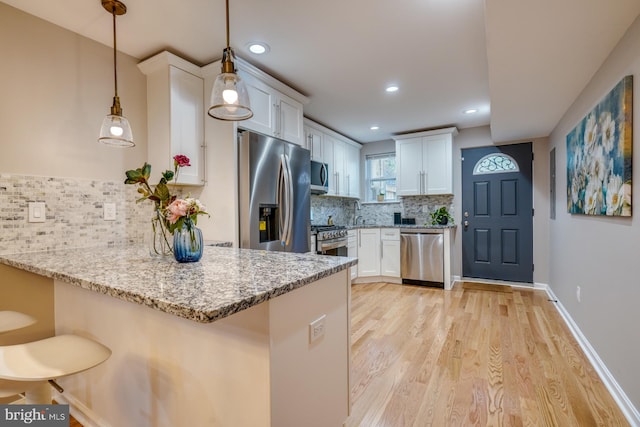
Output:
[{"xmin": 380, "ymin": 228, "xmax": 400, "ymax": 241}]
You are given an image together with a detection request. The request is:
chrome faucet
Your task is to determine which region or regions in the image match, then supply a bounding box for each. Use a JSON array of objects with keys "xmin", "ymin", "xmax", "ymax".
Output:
[{"xmin": 354, "ymin": 215, "xmax": 363, "ymax": 225}]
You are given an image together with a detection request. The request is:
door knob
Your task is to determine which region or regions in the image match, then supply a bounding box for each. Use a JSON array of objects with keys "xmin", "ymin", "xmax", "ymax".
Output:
[
  {"xmin": 464, "ymin": 211, "xmax": 469, "ymax": 218},
  {"xmin": 464, "ymin": 220, "xmax": 469, "ymax": 228}
]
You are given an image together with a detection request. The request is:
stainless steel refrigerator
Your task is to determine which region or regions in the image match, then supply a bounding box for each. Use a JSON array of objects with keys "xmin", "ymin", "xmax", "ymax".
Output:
[{"xmin": 238, "ymin": 130, "xmax": 310, "ymax": 253}]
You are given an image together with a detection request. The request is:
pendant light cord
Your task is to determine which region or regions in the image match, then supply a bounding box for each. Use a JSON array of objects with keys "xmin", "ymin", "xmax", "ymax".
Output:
[
  {"xmin": 225, "ymin": 0, "xmax": 230, "ymax": 49},
  {"xmin": 112, "ymin": 7, "xmax": 118, "ymax": 98}
]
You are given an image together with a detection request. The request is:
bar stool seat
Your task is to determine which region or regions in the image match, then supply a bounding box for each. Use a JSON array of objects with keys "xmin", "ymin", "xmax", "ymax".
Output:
[
  {"xmin": 0, "ymin": 334, "xmax": 111, "ymax": 404},
  {"xmin": 0, "ymin": 379, "xmax": 41, "ymax": 398},
  {"xmin": 0, "ymin": 311, "xmax": 36, "ymax": 334}
]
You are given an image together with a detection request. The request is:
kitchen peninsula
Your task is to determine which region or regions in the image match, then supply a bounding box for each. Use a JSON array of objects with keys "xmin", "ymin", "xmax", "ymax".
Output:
[{"xmin": 0, "ymin": 245, "xmax": 356, "ymax": 427}]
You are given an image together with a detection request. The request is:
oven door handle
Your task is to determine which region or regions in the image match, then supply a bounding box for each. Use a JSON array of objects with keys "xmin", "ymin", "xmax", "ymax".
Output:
[{"xmin": 318, "ymin": 239, "xmax": 348, "ymax": 251}]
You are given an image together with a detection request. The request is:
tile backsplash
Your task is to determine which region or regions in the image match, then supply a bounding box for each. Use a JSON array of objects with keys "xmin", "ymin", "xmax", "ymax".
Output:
[
  {"xmin": 2, "ymin": 173, "xmax": 456, "ymax": 255},
  {"xmin": 0, "ymin": 173, "xmax": 149, "ymax": 255},
  {"xmin": 311, "ymin": 194, "xmax": 454, "ymax": 227},
  {"xmin": 311, "ymin": 196, "xmax": 358, "ymax": 226}
]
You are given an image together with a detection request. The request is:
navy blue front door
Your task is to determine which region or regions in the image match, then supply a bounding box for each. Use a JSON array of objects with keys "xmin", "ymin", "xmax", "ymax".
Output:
[{"xmin": 461, "ymin": 143, "xmax": 533, "ymax": 283}]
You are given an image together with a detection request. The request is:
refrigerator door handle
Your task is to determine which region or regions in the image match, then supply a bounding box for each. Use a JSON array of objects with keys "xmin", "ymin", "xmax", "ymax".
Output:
[
  {"xmin": 277, "ymin": 156, "xmax": 285, "ymax": 243},
  {"xmin": 279, "ymin": 154, "xmax": 292, "ymax": 246},
  {"xmin": 284, "ymin": 154, "xmax": 294, "ymax": 246}
]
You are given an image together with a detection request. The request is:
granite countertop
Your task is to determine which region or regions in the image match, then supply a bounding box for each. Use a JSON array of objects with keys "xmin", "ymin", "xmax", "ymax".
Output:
[
  {"xmin": 0, "ymin": 246, "xmax": 356, "ymax": 324},
  {"xmin": 346, "ymin": 224, "xmax": 456, "ymax": 230}
]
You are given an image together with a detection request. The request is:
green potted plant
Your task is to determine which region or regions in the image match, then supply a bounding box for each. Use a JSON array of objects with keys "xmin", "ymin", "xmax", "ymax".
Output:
[
  {"xmin": 430, "ymin": 206, "xmax": 454, "ymax": 226},
  {"xmin": 377, "ymin": 190, "xmax": 385, "ymax": 202}
]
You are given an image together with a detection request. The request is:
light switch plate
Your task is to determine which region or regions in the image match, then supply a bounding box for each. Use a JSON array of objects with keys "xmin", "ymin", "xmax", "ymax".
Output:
[
  {"xmin": 103, "ymin": 202, "xmax": 116, "ymax": 221},
  {"xmin": 28, "ymin": 202, "xmax": 46, "ymax": 223}
]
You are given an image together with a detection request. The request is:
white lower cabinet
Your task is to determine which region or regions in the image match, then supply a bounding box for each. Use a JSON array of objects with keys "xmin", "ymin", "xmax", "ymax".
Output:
[
  {"xmin": 347, "ymin": 230, "xmax": 358, "ymax": 281},
  {"xmin": 357, "ymin": 229, "xmax": 380, "ymax": 277},
  {"xmin": 380, "ymin": 228, "xmax": 400, "ymax": 277},
  {"xmin": 356, "ymin": 228, "xmax": 400, "ymax": 279}
]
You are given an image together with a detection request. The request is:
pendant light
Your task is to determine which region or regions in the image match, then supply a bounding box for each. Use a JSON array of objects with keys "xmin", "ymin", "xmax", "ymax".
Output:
[
  {"xmin": 98, "ymin": 0, "xmax": 134, "ymax": 147},
  {"xmin": 207, "ymin": 0, "xmax": 253, "ymax": 121}
]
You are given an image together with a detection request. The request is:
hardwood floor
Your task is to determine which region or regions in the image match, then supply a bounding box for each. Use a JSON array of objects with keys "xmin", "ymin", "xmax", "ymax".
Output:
[{"xmin": 346, "ymin": 281, "xmax": 629, "ymax": 427}]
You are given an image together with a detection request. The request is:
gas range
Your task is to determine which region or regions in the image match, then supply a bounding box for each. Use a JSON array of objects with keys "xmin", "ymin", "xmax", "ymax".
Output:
[
  {"xmin": 311, "ymin": 225, "xmax": 348, "ymax": 255},
  {"xmin": 311, "ymin": 225, "xmax": 348, "ymax": 241}
]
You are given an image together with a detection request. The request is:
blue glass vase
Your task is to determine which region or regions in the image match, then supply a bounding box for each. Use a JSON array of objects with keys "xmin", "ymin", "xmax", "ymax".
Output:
[{"xmin": 173, "ymin": 218, "xmax": 203, "ymax": 263}]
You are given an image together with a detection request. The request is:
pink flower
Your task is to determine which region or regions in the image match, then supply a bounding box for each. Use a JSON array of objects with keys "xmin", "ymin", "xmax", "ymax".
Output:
[
  {"xmin": 173, "ymin": 155, "xmax": 191, "ymax": 168},
  {"xmin": 166, "ymin": 199, "xmax": 189, "ymax": 224}
]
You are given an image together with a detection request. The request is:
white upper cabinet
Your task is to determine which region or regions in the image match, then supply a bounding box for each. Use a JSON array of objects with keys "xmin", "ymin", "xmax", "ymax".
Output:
[
  {"xmin": 304, "ymin": 125, "xmax": 323, "ymax": 161},
  {"xmin": 304, "ymin": 118, "xmax": 361, "ymax": 198},
  {"xmin": 344, "ymin": 143, "xmax": 361, "ymax": 198},
  {"xmin": 394, "ymin": 127, "xmax": 458, "ymax": 196},
  {"xmin": 138, "ymin": 52, "xmax": 205, "ymax": 186},
  {"xmin": 237, "ymin": 62, "xmax": 307, "ymax": 146}
]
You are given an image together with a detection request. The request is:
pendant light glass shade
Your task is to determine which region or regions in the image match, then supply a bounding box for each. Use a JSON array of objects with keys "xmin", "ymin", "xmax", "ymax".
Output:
[
  {"xmin": 99, "ymin": 0, "xmax": 134, "ymax": 147},
  {"xmin": 208, "ymin": 48, "xmax": 252, "ymax": 120},
  {"xmin": 99, "ymin": 106, "xmax": 134, "ymax": 146},
  {"xmin": 207, "ymin": 0, "xmax": 252, "ymax": 121}
]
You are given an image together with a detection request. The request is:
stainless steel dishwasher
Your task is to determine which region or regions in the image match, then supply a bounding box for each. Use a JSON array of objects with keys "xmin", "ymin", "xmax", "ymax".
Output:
[{"xmin": 400, "ymin": 229, "xmax": 444, "ymax": 286}]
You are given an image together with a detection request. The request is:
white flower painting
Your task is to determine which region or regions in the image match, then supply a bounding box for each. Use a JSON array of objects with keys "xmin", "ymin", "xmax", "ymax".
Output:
[{"xmin": 566, "ymin": 75, "xmax": 633, "ymax": 216}]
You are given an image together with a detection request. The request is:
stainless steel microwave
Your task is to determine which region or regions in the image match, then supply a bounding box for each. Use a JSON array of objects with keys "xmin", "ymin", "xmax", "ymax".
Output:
[{"xmin": 310, "ymin": 160, "xmax": 328, "ymax": 194}]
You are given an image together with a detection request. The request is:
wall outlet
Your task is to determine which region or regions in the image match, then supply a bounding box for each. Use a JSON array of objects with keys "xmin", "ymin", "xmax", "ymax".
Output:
[
  {"xmin": 422, "ymin": 205, "xmax": 429, "ymax": 213},
  {"xmin": 103, "ymin": 203, "xmax": 116, "ymax": 221},
  {"xmin": 28, "ymin": 202, "xmax": 46, "ymax": 223},
  {"xmin": 576, "ymin": 286, "xmax": 581, "ymax": 303},
  {"xmin": 309, "ymin": 314, "xmax": 326, "ymax": 343}
]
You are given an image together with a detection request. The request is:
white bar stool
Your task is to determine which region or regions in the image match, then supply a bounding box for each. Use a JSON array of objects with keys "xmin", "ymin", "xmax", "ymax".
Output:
[
  {"xmin": 0, "ymin": 334, "xmax": 111, "ymax": 404},
  {"xmin": 0, "ymin": 311, "xmax": 37, "ymax": 334}
]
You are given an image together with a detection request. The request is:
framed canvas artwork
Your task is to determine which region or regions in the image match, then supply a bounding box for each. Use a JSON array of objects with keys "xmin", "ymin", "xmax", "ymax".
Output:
[{"xmin": 566, "ymin": 75, "xmax": 633, "ymax": 216}]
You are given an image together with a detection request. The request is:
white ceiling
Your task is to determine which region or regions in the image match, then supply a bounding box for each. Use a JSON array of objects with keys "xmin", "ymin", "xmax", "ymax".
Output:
[{"xmin": 3, "ymin": 0, "xmax": 640, "ymax": 143}]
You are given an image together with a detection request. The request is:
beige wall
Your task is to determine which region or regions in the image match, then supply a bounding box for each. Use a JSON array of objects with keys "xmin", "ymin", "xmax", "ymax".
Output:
[
  {"xmin": 0, "ymin": 1, "xmax": 247, "ymax": 245},
  {"xmin": 548, "ymin": 14, "xmax": 640, "ymax": 409},
  {"xmin": 0, "ymin": 2, "xmax": 147, "ymax": 181},
  {"xmin": 451, "ymin": 127, "xmax": 550, "ymax": 285},
  {"xmin": 0, "ymin": 264, "xmax": 54, "ymax": 345}
]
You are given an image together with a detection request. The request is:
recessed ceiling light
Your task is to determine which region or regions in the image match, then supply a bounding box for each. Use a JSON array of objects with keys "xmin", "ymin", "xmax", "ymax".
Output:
[
  {"xmin": 370, "ymin": 125, "xmax": 380, "ymax": 130},
  {"xmin": 464, "ymin": 108, "xmax": 478, "ymax": 114},
  {"xmin": 247, "ymin": 42, "xmax": 270, "ymax": 55},
  {"xmin": 385, "ymin": 85, "xmax": 399, "ymax": 93}
]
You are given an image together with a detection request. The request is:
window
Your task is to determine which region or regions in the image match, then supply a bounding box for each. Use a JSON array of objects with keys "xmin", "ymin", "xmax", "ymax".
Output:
[
  {"xmin": 473, "ymin": 153, "xmax": 519, "ymax": 175},
  {"xmin": 365, "ymin": 153, "xmax": 396, "ymax": 202}
]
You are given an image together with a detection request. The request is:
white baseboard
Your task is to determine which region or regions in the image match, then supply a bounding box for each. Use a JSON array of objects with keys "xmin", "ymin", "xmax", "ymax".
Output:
[
  {"xmin": 53, "ymin": 391, "xmax": 111, "ymax": 427},
  {"xmin": 352, "ymin": 276, "xmax": 402, "ymax": 284},
  {"xmin": 539, "ymin": 284, "xmax": 640, "ymax": 427}
]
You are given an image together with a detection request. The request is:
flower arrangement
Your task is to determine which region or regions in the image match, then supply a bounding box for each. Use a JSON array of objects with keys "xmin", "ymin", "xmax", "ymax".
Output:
[
  {"xmin": 166, "ymin": 197, "xmax": 208, "ymax": 233},
  {"xmin": 124, "ymin": 155, "xmax": 208, "ymax": 254}
]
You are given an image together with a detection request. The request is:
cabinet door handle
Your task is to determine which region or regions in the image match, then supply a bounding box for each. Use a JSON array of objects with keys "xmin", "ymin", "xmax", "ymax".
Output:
[
  {"xmin": 417, "ymin": 172, "xmax": 421, "ymax": 194},
  {"xmin": 201, "ymin": 141, "xmax": 207, "ymax": 184},
  {"xmin": 423, "ymin": 171, "xmax": 428, "ymax": 194},
  {"xmin": 359, "ymin": 230, "xmax": 361, "ymax": 248},
  {"xmin": 273, "ymin": 103, "xmax": 281, "ymax": 136}
]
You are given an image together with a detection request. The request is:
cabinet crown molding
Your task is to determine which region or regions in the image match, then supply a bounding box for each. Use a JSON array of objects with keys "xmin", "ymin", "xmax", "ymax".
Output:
[
  {"xmin": 392, "ymin": 126, "xmax": 458, "ymax": 141},
  {"xmin": 304, "ymin": 118, "xmax": 361, "ymax": 148},
  {"xmin": 137, "ymin": 51, "xmax": 202, "ymax": 77}
]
